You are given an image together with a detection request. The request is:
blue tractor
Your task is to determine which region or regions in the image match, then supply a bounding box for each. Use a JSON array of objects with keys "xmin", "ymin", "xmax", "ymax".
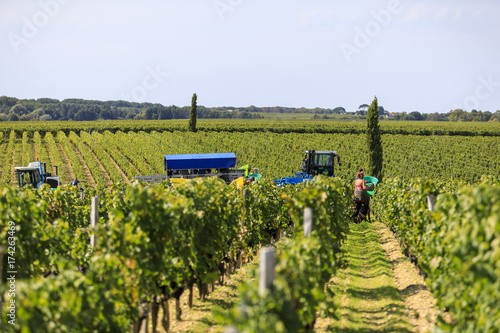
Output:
[
  {"xmin": 14, "ymin": 161, "xmax": 60, "ymax": 189},
  {"xmin": 274, "ymin": 150, "xmax": 341, "ymax": 185}
]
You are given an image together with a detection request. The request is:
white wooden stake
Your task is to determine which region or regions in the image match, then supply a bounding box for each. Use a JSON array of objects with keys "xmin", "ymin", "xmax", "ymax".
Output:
[
  {"xmin": 304, "ymin": 207, "xmax": 313, "ymax": 237},
  {"xmin": 258, "ymin": 247, "xmax": 276, "ymax": 297},
  {"xmin": 90, "ymin": 196, "xmax": 99, "ymax": 247},
  {"xmin": 427, "ymin": 195, "xmax": 435, "ymax": 213},
  {"xmin": 224, "ymin": 326, "xmax": 239, "ymax": 333}
]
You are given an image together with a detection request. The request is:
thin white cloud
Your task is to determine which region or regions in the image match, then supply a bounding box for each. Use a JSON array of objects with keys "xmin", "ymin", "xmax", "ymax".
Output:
[
  {"xmin": 435, "ymin": 6, "xmax": 449, "ymax": 20},
  {"xmin": 404, "ymin": 3, "xmax": 487, "ymax": 23},
  {"xmin": 1, "ymin": 0, "xmax": 499, "ymax": 111},
  {"xmin": 474, "ymin": 8, "xmax": 485, "ymax": 18},
  {"xmin": 299, "ymin": 10, "xmax": 319, "ymax": 27},
  {"xmin": 341, "ymin": 12, "xmax": 361, "ymax": 22},
  {"xmin": 403, "ymin": 4, "xmax": 429, "ymax": 22}
]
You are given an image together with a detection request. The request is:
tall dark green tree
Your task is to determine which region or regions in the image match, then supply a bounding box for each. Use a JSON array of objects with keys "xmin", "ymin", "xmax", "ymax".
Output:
[
  {"xmin": 367, "ymin": 96, "xmax": 383, "ymax": 181},
  {"xmin": 189, "ymin": 93, "xmax": 197, "ymax": 132}
]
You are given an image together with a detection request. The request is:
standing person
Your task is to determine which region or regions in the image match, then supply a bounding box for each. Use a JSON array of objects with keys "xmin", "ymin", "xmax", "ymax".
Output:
[{"xmin": 352, "ymin": 168, "xmax": 374, "ymax": 222}]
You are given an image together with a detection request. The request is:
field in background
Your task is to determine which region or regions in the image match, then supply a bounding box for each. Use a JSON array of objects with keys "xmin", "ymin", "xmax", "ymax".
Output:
[
  {"xmin": 1, "ymin": 119, "xmax": 500, "ymax": 136},
  {"xmin": 1, "ymin": 119, "xmax": 499, "ymax": 187},
  {"xmin": 250, "ymin": 112, "xmax": 366, "ymax": 121},
  {"xmin": 1, "ymin": 119, "xmax": 499, "ymax": 332}
]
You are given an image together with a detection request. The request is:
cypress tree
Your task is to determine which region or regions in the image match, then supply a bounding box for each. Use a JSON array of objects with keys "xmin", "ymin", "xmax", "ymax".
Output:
[
  {"xmin": 366, "ymin": 96, "xmax": 383, "ymax": 181},
  {"xmin": 189, "ymin": 93, "xmax": 197, "ymax": 132}
]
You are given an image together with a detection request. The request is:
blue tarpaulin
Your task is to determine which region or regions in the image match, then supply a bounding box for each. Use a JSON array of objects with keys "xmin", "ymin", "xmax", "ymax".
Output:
[{"xmin": 164, "ymin": 153, "xmax": 237, "ymax": 171}]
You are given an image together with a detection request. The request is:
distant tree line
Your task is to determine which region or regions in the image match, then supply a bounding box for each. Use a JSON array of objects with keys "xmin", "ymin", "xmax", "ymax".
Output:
[
  {"xmin": 0, "ymin": 96, "xmax": 264, "ymax": 121},
  {"xmin": 210, "ymin": 105, "xmax": 347, "ymax": 114},
  {"xmin": 388, "ymin": 110, "xmax": 500, "ymax": 122},
  {"xmin": 1, "ymin": 96, "xmax": 498, "ymax": 122}
]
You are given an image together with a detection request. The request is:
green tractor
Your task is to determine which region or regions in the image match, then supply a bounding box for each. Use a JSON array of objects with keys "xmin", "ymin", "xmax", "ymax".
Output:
[{"xmin": 274, "ymin": 150, "xmax": 341, "ymax": 185}]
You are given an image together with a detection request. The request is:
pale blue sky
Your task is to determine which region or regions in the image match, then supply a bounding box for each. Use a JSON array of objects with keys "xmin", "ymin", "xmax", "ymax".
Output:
[{"xmin": 1, "ymin": 0, "xmax": 499, "ymax": 113}]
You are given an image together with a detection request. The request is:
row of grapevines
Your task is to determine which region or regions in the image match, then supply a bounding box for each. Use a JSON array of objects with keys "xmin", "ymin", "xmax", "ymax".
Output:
[
  {"xmin": 2, "ymin": 119, "xmax": 500, "ymax": 138},
  {"xmin": 240, "ymin": 179, "xmax": 299, "ymax": 251},
  {"xmin": 108, "ymin": 131, "xmax": 499, "ymax": 183},
  {"xmin": 68, "ymin": 131, "xmax": 109, "ymax": 186},
  {"xmin": 374, "ymin": 177, "xmax": 500, "ymax": 332},
  {"xmin": 0, "ymin": 133, "xmax": 5, "ymax": 179},
  {"xmin": 56, "ymin": 131, "xmax": 89, "ymax": 184},
  {"xmin": 33, "ymin": 132, "xmax": 50, "ymax": 172},
  {"xmin": 0, "ymin": 131, "xmax": 16, "ymax": 184},
  {"xmin": 10, "ymin": 141, "xmax": 23, "ymax": 185},
  {"xmin": 21, "ymin": 132, "xmax": 32, "ymax": 167},
  {"xmin": 226, "ymin": 176, "xmax": 351, "ymax": 332},
  {"xmin": 44, "ymin": 132, "xmax": 67, "ymax": 184},
  {"xmin": 4, "ymin": 130, "xmax": 500, "ymax": 185},
  {"xmin": 62, "ymin": 130, "xmax": 497, "ymax": 184},
  {"xmin": 0, "ymin": 177, "xmax": 305, "ymax": 332},
  {"xmin": 91, "ymin": 131, "xmax": 138, "ymax": 181},
  {"xmin": 110, "ymin": 131, "xmax": 156, "ymax": 176},
  {"xmin": 79, "ymin": 131, "xmax": 126, "ymax": 184},
  {"xmin": 128, "ymin": 131, "xmax": 165, "ymax": 174},
  {"xmin": 32, "ymin": 131, "xmax": 60, "ymax": 182},
  {"xmin": 0, "ymin": 185, "xmax": 92, "ymax": 279},
  {"xmin": 0, "ymin": 184, "xmax": 136, "ymax": 331},
  {"xmin": 0, "ymin": 132, "xmax": 7, "ymax": 181}
]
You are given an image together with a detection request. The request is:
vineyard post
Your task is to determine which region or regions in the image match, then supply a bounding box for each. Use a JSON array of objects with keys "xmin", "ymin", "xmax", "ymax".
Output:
[
  {"xmin": 237, "ymin": 249, "xmax": 242, "ymax": 269},
  {"xmin": 224, "ymin": 326, "xmax": 239, "ymax": 333},
  {"xmin": 231, "ymin": 252, "xmax": 236, "ymax": 274},
  {"xmin": 258, "ymin": 247, "xmax": 276, "ymax": 297},
  {"xmin": 80, "ymin": 191, "xmax": 84, "ymax": 201},
  {"xmin": 139, "ymin": 302, "xmax": 149, "ymax": 333},
  {"xmin": 427, "ymin": 195, "xmax": 435, "ymax": 212},
  {"xmin": 90, "ymin": 196, "xmax": 99, "ymax": 247},
  {"xmin": 304, "ymin": 207, "xmax": 313, "ymax": 237}
]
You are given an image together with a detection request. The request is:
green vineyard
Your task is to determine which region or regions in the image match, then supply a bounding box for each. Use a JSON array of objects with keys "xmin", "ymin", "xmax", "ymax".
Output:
[
  {"xmin": 0, "ymin": 120, "xmax": 499, "ymax": 332},
  {"xmin": 1, "ymin": 121, "xmax": 499, "ymax": 186}
]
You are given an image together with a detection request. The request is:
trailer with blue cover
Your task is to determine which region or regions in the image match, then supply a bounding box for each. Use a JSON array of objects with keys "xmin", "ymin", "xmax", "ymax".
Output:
[{"xmin": 135, "ymin": 153, "xmax": 246, "ymax": 185}]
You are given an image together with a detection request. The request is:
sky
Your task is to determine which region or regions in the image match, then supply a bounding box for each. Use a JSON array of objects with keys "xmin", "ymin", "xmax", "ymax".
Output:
[{"xmin": 1, "ymin": 0, "xmax": 499, "ymax": 113}]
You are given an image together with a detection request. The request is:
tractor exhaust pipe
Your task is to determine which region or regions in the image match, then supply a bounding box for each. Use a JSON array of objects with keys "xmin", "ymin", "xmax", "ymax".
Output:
[{"xmin": 55, "ymin": 166, "xmax": 59, "ymax": 176}]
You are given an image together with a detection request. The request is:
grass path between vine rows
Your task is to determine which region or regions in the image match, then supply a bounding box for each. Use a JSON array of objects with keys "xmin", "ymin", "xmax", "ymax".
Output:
[
  {"xmin": 314, "ymin": 221, "xmax": 439, "ymax": 332},
  {"xmin": 149, "ymin": 221, "xmax": 439, "ymax": 332}
]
